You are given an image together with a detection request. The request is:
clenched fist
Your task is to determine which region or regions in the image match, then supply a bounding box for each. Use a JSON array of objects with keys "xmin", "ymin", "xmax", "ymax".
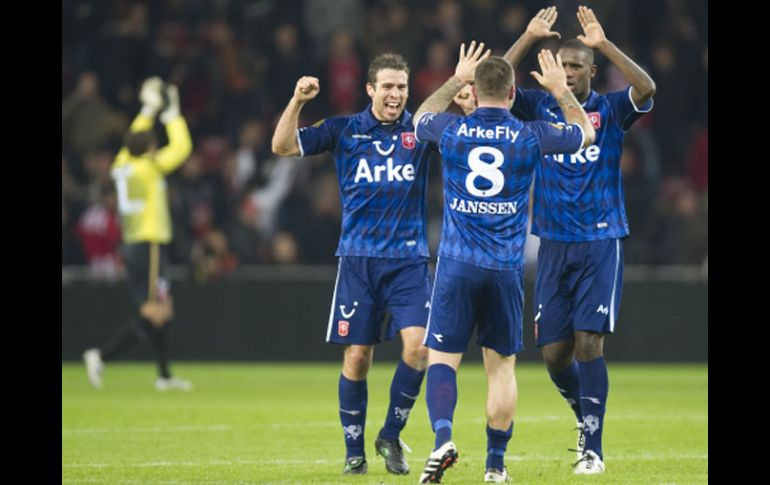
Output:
[{"xmin": 294, "ymin": 76, "xmax": 320, "ymax": 103}]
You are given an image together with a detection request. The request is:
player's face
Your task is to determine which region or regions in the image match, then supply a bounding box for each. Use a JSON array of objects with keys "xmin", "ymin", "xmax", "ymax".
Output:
[
  {"xmin": 366, "ymin": 69, "xmax": 409, "ymax": 122},
  {"xmin": 453, "ymin": 83, "xmax": 476, "ymax": 115},
  {"xmin": 558, "ymin": 48, "xmax": 596, "ymax": 102}
]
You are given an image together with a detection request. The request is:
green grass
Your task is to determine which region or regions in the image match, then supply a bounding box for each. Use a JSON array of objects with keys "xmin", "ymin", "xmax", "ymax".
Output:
[{"xmin": 62, "ymin": 362, "xmax": 707, "ymax": 484}]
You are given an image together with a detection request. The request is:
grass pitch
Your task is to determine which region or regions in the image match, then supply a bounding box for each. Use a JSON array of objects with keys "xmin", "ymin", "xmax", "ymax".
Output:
[{"xmin": 62, "ymin": 362, "xmax": 707, "ymax": 484}]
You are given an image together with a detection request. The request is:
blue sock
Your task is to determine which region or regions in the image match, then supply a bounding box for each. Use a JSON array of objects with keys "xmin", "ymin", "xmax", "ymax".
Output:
[
  {"xmin": 486, "ymin": 423, "xmax": 513, "ymax": 471},
  {"xmin": 426, "ymin": 364, "xmax": 457, "ymax": 449},
  {"xmin": 339, "ymin": 374, "xmax": 367, "ymax": 458},
  {"xmin": 548, "ymin": 360, "xmax": 583, "ymax": 422},
  {"xmin": 578, "ymin": 357, "xmax": 608, "ymax": 459},
  {"xmin": 380, "ymin": 360, "xmax": 425, "ymax": 440}
]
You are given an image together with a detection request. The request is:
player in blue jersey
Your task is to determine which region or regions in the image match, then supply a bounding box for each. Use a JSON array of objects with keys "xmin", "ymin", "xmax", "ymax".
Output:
[
  {"xmin": 503, "ymin": 5, "xmax": 656, "ymax": 474},
  {"xmin": 412, "ymin": 41, "xmax": 596, "ymax": 483},
  {"xmin": 271, "ymin": 54, "xmax": 436, "ymax": 476}
]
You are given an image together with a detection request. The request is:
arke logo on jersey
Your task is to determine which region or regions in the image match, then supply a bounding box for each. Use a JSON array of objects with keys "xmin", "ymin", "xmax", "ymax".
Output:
[
  {"xmin": 550, "ymin": 145, "xmax": 601, "ymax": 164},
  {"xmin": 545, "ymin": 122, "xmax": 600, "ymax": 164},
  {"xmin": 354, "ymin": 134, "xmax": 416, "ymax": 183}
]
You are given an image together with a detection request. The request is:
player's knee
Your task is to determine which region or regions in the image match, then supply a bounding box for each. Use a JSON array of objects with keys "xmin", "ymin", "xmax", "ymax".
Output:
[
  {"xmin": 574, "ymin": 331, "xmax": 604, "ymax": 361},
  {"xmin": 403, "ymin": 344, "xmax": 428, "ymax": 370},
  {"xmin": 541, "ymin": 342, "xmax": 574, "ymax": 372},
  {"xmin": 343, "ymin": 346, "xmax": 373, "ymax": 375},
  {"xmin": 542, "ymin": 352, "xmax": 572, "ymax": 372}
]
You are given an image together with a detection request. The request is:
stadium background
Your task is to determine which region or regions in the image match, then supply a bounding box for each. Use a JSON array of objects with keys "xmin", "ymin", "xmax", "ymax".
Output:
[{"xmin": 62, "ymin": 0, "xmax": 707, "ymax": 362}]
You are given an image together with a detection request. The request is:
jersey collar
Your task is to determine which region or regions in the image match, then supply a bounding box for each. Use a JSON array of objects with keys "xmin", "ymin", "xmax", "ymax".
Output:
[
  {"xmin": 359, "ymin": 104, "xmax": 413, "ymax": 132},
  {"xmin": 546, "ymin": 89, "xmax": 600, "ymax": 111},
  {"xmin": 472, "ymin": 107, "xmax": 515, "ymax": 119}
]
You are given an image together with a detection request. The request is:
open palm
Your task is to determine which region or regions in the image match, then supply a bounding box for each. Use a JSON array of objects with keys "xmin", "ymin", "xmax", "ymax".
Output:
[
  {"xmin": 576, "ymin": 5, "xmax": 607, "ymax": 48},
  {"xmin": 527, "ymin": 6, "xmax": 561, "ymax": 40}
]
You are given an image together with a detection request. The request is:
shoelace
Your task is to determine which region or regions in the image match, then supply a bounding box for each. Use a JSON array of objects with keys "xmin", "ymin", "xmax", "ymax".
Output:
[
  {"xmin": 571, "ymin": 453, "xmax": 594, "ymax": 468},
  {"xmin": 569, "ymin": 425, "xmax": 585, "ymax": 454}
]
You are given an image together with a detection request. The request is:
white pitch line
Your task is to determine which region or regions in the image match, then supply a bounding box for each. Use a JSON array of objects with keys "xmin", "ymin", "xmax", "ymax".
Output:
[
  {"xmin": 62, "ymin": 414, "xmax": 707, "ymax": 435},
  {"xmin": 62, "ymin": 481, "xmax": 256, "ymax": 485},
  {"xmin": 62, "ymin": 424, "xmax": 234, "ymax": 435},
  {"xmin": 63, "ymin": 453, "xmax": 708, "ymax": 468}
]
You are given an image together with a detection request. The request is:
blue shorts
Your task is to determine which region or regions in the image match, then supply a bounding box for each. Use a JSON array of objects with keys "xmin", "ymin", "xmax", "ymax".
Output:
[
  {"xmin": 534, "ymin": 238, "xmax": 624, "ymax": 346},
  {"xmin": 424, "ymin": 257, "xmax": 524, "ymax": 356},
  {"xmin": 326, "ymin": 256, "xmax": 431, "ymax": 345}
]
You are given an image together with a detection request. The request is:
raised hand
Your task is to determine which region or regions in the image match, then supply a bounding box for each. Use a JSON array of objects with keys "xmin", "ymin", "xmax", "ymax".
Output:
[
  {"xmin": 453, "ymin": 83, "xmax": 476, "ymax": 115},
  {"xmin": 294, "ymin": 76, "xmax": 320, "ymax": 103},
  {"xmin": 139, "ymin": 76, "xmax": 164, "ymax": 112},
  {"xmin": 159, "ymin": 84, "xmax": 181, "ymax": 123},
  {"xmin": 576, "ymin": 5, "xmax": 607, "ymax": 48},
  {"xmin": 455, "ymin": 40, "xmax": 492, "ymax": 83},
  {"xmin": 530, "ymin": 49, "xmax": 567, "ymax": 94},
  {"xmin": 527, "ymin": 6, "xmax": 561, "ymax": 40}
]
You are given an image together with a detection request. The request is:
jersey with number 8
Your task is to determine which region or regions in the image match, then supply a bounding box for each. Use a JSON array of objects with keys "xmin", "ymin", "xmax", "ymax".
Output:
[{"xmin": 415, "ymin": 107, "xmax": 583, "ymax": 269}]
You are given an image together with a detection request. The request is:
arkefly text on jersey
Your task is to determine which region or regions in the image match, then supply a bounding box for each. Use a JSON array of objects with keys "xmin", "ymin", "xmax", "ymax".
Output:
[{"xmin": 456, "ymin": 123, "xmax": 521, "ymax": 143}]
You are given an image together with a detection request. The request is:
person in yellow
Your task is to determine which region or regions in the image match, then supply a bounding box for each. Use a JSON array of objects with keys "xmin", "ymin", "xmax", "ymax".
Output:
[{"xmin": 83, "ymin": 77, "xmax": 193, "ymax": 391}]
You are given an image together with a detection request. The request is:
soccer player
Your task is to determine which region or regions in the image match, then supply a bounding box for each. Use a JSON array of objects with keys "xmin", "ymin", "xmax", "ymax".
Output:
[
  {"xmin": 271, "ymin": 54, "xmax": 435, "ymax": 476},
  {"xmin": 83, "ymin": 77, "xmax": 194, "ymax": 392},
  {"xmin": 503, "ymin": 5, "xmax": 656, "ymax": 474},
  {"xmin": 413, "ymin": 41, "xmax": 595, "ymax": 483}
]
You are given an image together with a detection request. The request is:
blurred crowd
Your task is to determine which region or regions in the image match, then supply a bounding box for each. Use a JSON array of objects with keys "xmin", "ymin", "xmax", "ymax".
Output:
[{"xmin": 62, "ymin": 0, "xmax": 707, "ymax": 281}]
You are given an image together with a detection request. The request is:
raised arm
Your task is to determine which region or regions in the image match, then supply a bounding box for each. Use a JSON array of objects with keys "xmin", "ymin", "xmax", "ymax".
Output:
[
  {"xmin": 114, "ymin": 77, "xmax": 165, "ymax": 163},
  {"xmin": 576, "ymin": 5, "xmax": 656, "ymax": 106},
  {"xmin": 530, "ymin": 49, "xmax": 595, "ymax": 147},
  {"xmin": 155, "ymin": 85, "xmax": 193, "ymax": 174},
  {"xmin": 414, "ymin": 41, "xmax": 490, "ymax": 127},
  {"xmin": 502, "ymin": 7, "xmax": 561, "ymax": 68},
  {"xmin": 271, "ymin": 76, "xmax": 320, "ymax": 156}
]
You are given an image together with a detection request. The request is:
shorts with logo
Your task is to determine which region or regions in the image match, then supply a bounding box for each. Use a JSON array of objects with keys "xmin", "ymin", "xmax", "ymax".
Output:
[
  {"xmin": 534, "ymin": 238, "xmax": 624, "ymax": 346},
  {"xmin": 424, "ymin": 257, "xmax": 523, "ymax": 357},
  {"xmin": 326, "ymin": 256, "xmax": 431, "ymax": 345}
]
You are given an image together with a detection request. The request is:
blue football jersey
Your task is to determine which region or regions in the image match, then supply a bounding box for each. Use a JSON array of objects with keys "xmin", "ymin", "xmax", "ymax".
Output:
[
  {"xmin": 297, "ymin": 105, "xmax": 435, "ymax": 258},
  {"xmin": 513, "ymin": 87, "xmax": 654, "ymax": 242},
  {"xmin": 416, "ymin": 107, "xmax": 583, "ymax": 270}
]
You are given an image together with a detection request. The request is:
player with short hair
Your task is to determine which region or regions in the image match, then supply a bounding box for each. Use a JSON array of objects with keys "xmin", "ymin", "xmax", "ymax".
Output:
[
  {"xmin": 503, "ymin": 5, "xmax": 656, "ymax": 474},
  {"xmin": 413, "ymin": 41, "xmax": 595, "ymax": 483},
  {"xmin": 271, "ymin": 53, "xmax": 436, "ymax": 476}
]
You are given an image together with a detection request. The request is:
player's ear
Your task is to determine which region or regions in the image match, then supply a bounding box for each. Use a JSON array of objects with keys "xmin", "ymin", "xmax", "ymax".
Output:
[
  {"xmin": 508, "ymin": 86, "xmax": 515, "ymax": 101},
  {"xmin": 366, "ymin": 83, "xmax": 376, "ymax": 98},
  {"xmin": 590, "ymin": 64, "xmax": 597, "ymax": 78}
]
